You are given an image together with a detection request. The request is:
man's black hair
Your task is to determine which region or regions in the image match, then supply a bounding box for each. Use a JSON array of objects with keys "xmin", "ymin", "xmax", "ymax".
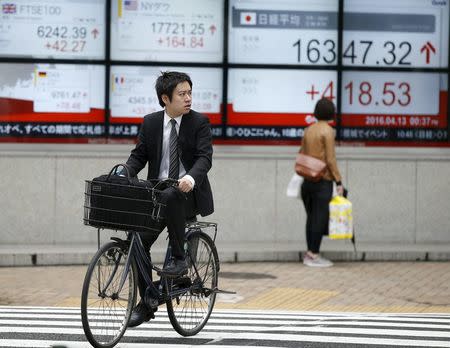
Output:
[
  {"xmin": 155, "ymin": 71, "xmax": 193, "ymax": 107},
  {"xmin": 314, "ymin": 98, "xmax": 335, "ymax": 121}
]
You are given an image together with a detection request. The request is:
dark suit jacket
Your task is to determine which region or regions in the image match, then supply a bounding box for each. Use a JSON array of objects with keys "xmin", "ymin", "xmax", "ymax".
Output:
[{"xmin": 126, "ymin": 110, "xmax": 214, "ymax": 217}]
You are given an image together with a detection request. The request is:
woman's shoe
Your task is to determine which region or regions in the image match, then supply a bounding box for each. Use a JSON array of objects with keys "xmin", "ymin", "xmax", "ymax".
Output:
[{"xmin": 303, "ymin": 254, "xmax": 333, "ymax": 268}]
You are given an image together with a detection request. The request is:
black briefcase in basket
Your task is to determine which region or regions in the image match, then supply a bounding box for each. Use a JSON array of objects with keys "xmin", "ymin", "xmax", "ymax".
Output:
[{"xmin": 84, "ymin": 164, "xmax": 164, "ymax": 233}]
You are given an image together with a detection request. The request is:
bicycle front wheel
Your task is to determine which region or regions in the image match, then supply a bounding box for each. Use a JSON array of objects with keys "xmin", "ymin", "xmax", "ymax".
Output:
[
  {"xmin": 81, "ymin": 241, "xmax": 137, "ymax": 348},
  {"xmin": 166, "ymin": 231, "xmax": 219, "ymax": 336}
]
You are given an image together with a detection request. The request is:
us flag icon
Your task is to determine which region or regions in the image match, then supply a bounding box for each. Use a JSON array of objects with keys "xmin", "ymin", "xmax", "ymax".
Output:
[
  {"xmin": 240, "ymin": 12, "xmax": 257, "ymax": 25},
  {"xmin": 124, "ymin": 0, "xmax": 138, "ymax": 10}
]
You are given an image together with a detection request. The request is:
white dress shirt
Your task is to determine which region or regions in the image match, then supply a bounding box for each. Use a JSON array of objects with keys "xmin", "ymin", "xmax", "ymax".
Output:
[{"xmin": 158, "ymin": 112, "xmax": 195, "ymax": 187}]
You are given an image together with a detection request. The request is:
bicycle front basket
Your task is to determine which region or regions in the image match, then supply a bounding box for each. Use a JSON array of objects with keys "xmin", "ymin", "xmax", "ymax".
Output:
[{"xmin": 83, "ymin": 178, "xmax": 164, "ymax": 233}]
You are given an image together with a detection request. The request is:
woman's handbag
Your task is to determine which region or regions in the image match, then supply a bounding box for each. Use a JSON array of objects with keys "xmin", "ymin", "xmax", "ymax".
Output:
[{"xmin": 295, "ymin": 153, "xmax": 327, "ymax": 182}]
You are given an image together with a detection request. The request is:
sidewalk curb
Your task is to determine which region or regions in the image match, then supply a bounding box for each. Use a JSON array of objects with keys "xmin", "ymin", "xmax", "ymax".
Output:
[{"xmin": 2, "ymin": 242, "xmax": 450, "ymax": 266}]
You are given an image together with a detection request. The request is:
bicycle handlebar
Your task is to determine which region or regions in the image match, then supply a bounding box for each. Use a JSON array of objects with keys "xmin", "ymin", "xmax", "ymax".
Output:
[{"xmin": 151, "ymin": 178, "xmax": 179, "ymax": 190}]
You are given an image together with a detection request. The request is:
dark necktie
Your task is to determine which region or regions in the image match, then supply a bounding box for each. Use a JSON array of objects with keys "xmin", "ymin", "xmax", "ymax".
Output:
[{"xmin": 168, "ymin": 119, "xmax": 179, "ymax": 179}]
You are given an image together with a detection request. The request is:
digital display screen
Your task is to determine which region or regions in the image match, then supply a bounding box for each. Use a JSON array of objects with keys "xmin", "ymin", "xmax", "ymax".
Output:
[
  {"xmin": 0, "ymin": 0, "xmax": 106, "ymax": 59},
  {"xmin": 0, "ymin": 0, "xmax": 448, "ymax": 145},
  {"xmin": 227, "ymin": 68, "xmax": 337, "ymax": 139},
  {"xmin": 341, "ymin": 72, "xmax": 448, "ymax": 142},
  {"xmin": 343, "ymin": 0, "xmax": 449, "ymax": 68},
  {"xmin": 0, "ymin": 63, "xmax": 105, "ymax": 137},
  {"xmin": 228, "ymin": 0, "xmax": 338, "ymax": 65},
  {"xmin": 110, "ymin": 0, "xmax": 224, "ymax": 62},
  {"xmin": 109, "ymin": 66, "xmax": 223, "ymax": 137}
]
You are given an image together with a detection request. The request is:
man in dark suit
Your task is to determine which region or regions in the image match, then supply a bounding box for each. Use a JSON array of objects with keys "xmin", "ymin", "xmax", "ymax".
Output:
[{"xmin": 125, "ymin": 71, "xmax": 214, "ymax": 327}]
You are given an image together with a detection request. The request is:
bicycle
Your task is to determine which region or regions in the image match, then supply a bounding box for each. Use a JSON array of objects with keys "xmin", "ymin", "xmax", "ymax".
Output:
[{"xmin": 80, "ymin": 176, "xmax": 224, "ymax": 348}]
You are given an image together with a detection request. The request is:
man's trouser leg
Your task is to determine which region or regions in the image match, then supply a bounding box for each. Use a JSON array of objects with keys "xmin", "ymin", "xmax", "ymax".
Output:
[
  {"xmin": 160, "ymin": 186, "xmax": 196, "ymax": 259},
  {"xmin": 136, "ymin": 231, "xmax": 160, "ymax": 300}
]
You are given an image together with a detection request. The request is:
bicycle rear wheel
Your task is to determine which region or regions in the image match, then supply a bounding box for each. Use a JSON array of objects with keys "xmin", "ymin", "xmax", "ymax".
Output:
[
  {"xmin": 81, "ymin": 241, "xmax": 137, "ymax": 348},
  {"xmin": 166, "ymin": 230, "xmax": 219, "ymax": 336}
]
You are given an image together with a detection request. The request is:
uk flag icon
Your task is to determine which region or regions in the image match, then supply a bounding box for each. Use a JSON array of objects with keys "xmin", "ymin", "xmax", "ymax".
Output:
[{"xmin": 2, "ymin": 3, "xmax": 17, "ymax": 14}]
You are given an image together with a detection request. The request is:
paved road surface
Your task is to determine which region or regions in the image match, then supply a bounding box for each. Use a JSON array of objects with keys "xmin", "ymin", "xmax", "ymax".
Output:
[{"xmin": 1, "ymin": 262, "xmax": 450, "ymax": 347}]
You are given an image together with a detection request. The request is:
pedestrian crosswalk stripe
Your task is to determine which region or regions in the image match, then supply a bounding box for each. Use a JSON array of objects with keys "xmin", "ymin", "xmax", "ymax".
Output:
[
  {"xmin": 1, "ymin": 306, "xmax": 450, "ymax": 319},
  {"xmin": 2, "ymin": 318, "xmax": 450, "ymax": 330},
  {"xmin": 2, "ymin": 331, "xmax": 450, "ymax": 347},
  {"xmin": 2, "ymin": 317, "xmax": 450, "ymax": 330},
  {"xmin": 0, "ymin": 341, "xmax": 309, "ymax": 348},
  {"xmin": 2, "ymin": 323, "xmax": 450, "ymax": 338},
  {"xmin": 2, "ymin": 309, "xmax": 450, "ymax": 321},
  {"xmin": 1, "ymin": 307, "xmax": 450, "ymax": 347}
]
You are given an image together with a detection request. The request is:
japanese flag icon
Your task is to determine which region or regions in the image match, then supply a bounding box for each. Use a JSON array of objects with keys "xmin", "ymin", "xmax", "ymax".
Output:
[{"xmin": 240, "ymin": 12, "xmax": 257, "ymax": 25}]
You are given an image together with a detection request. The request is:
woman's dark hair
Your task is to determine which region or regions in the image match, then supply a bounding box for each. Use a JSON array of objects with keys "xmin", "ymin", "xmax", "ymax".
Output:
[
  {"xmin": 155, "ymin": 71, "xmax": 193, "ymax": 107},
  {"xmin": 314, "ymin": 98, "xmax": 335, "ymax": 121}
]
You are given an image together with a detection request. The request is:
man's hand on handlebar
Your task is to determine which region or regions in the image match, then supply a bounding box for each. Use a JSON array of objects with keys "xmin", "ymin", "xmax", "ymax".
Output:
[
  {"xmin": 152, "ymin": 177, "xmax": 193, "ymax": 192},
  {"xmin": 178, "ymin": 177, "xmax": 194, "ymax": 193}
]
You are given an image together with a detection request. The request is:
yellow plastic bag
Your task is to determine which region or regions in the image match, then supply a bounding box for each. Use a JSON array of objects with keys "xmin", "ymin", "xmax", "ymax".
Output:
[{"xmin": 328, "ymin": 196, "xmax": 353, "ymax": 239}]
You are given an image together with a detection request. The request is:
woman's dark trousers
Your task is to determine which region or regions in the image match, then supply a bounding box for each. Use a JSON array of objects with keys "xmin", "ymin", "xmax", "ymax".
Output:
[{"xmin": 301, "ymin": 180, "xmax": 333, "ymax": 254}]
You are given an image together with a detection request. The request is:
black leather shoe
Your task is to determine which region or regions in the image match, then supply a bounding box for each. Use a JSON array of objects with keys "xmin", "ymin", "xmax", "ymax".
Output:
[
  {"xmin": 162, "ymin": 258, "xmax": 188, "ymax": 277},
  {"xmin": 128, "ymin": 300, "xmax": 158, "ymax": 328}
]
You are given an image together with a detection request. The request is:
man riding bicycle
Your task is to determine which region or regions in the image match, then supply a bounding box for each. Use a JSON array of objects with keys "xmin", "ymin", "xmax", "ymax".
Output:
[{"xmin": 123, "ymin": 71, "xmax": 214, "ymax": 327}]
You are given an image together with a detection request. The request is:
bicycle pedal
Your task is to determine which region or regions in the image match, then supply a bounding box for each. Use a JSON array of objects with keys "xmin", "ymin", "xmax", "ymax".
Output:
[{"xmin": 212, "ymin": 288, "xmax": 237, "ymax": 294}]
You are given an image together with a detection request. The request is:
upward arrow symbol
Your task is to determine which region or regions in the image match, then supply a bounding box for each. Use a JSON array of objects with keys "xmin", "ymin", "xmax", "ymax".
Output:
[
  {"xmin": 91, "ymin": 28, "xmax": 99, "ymax": 39},
  {"xmin": 420, "ymin": 41, "xmax": 436, "ymax": 64}
]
